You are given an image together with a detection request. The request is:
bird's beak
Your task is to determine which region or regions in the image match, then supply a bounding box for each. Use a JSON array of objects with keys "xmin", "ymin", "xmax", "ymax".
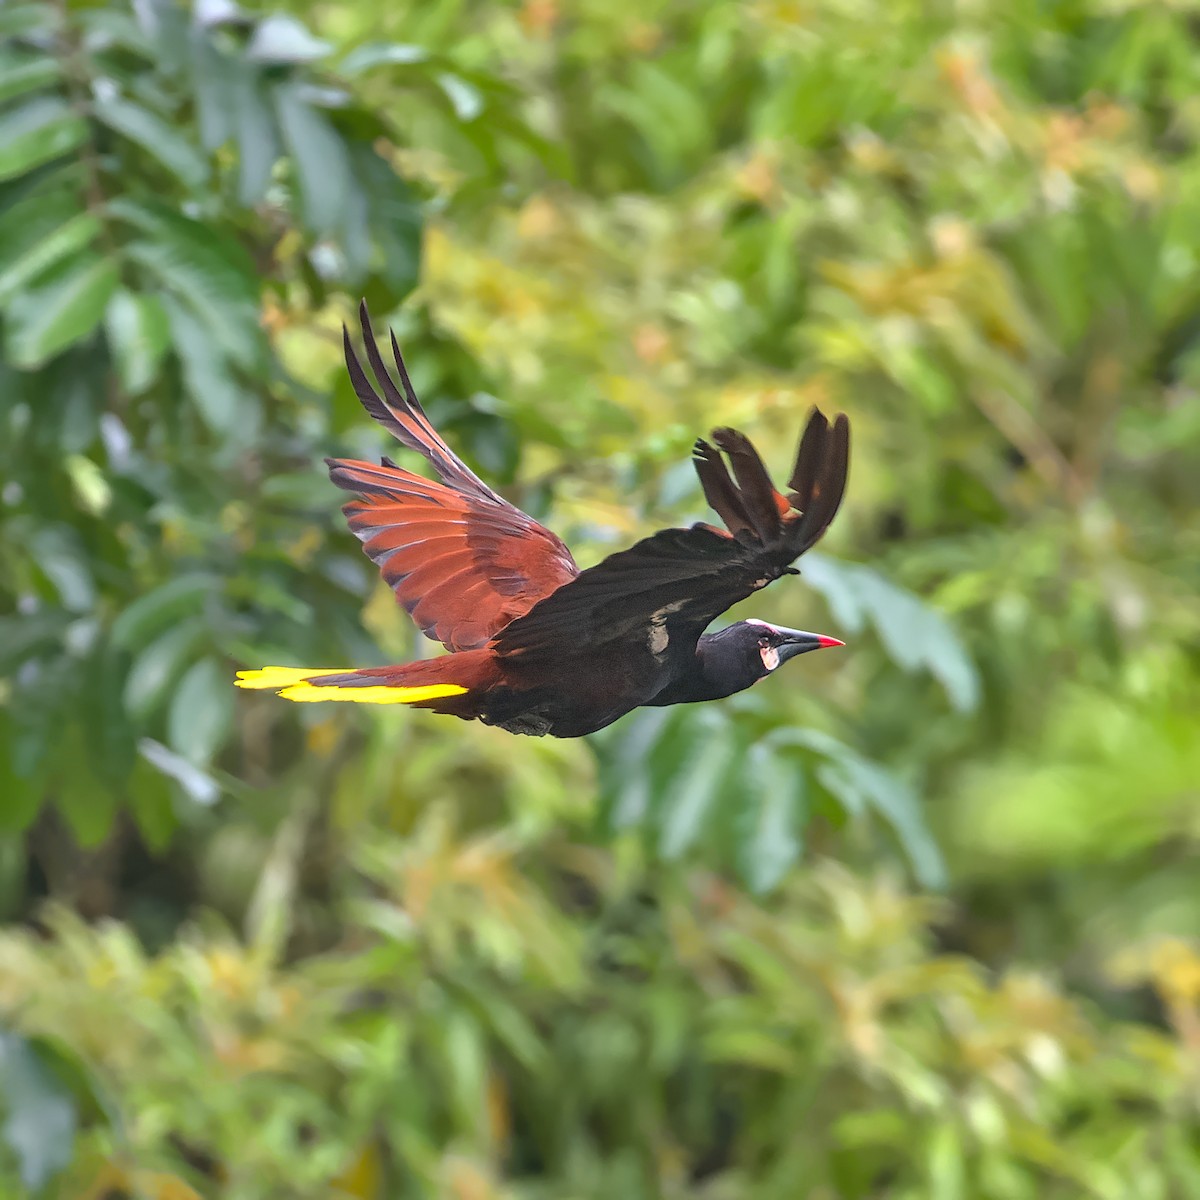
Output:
[{"xmin": 776, "ymin": 627, "xmax": 846, "ymax": 663}]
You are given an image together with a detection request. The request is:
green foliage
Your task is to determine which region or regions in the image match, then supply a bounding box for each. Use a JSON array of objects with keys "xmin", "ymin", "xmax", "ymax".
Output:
[{"xmin": 2, "ymin": 0, "xmax": 1199, "ymax": 1195}]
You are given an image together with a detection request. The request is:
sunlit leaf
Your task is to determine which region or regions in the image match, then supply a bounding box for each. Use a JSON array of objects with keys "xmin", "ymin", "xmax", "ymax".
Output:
[
  {"xmin": 0, "ymin": 97, "xmax": 85, "ymax": 182},
  {"xmin": 3, "ymin": 254, "xmax": 117, "ymax": 369}
]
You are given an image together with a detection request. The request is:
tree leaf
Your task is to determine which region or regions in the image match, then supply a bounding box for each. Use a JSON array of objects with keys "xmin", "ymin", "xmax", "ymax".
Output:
[
  {"xmin": 168, "ymin": 658, "xmax": 234, "ymax": 766},
  {"xmin": 111, "ymin": 574, "xmax": 215, "ymax": 649},
  {"xmin": 137, "ymin": 738, "xmax": 220, "ymax": 806},
  {"xmin": 114, "ymin": 201, "xmax": 263, "ymax": 370},
  {"xmin": 658, "ymin": 711, "xmax": 735, "ymax": 860},
  {"xmin": 0, "ymin": 53, "xmax": 61, "ymax": 106},
  {"xmin": 339, "ymin": 42, "xmax": 429, "ymax": 75},
  {"xmin": 0, "ymin": 1031, "xmax": 76, "ymax": 1191},
  {"xmin": 802, "ymin": 554, "xmax": 980, "ymax": 713},
  {"xmin": 0, "ymin": 97, "xmax": 86, "ymax": 182},
  {"xmin": 27, "ymin": 525, "xmax": 95, "ymax": 612},
  {"xmin": 4, "ymin": 254, "xmax": 118, "ymax": 369},
  {"xmin": 94, "ymin": 96, "xmax": 209, "ymax": 189},
  {"xmin": 272, "ymin": 81, "xmax": 350, "ymax": 235},
  {"xmin": 232, "ymin": 67, "xmax": 279, "ymax": 206},
  {"xmin": 736, "ymin": 745, "xmax": 806, "ymax": 894},
  {"xmin": 104, "ymin": 287, "xmax": 170, "ymax": 394},
  {"xmin": 0, "ymin": 211, "xmax": 99, "ymax": 306},
  {"xmin": 0, "ymin": 4, "xmax": 57, "ymax": 38},
  {"xmin": 122, "ymin": 618, "xmax": 205, "ymax": 720},
  {"xmin": 247, "ymin": 14, "xmax": 331, "ymax": 64}
]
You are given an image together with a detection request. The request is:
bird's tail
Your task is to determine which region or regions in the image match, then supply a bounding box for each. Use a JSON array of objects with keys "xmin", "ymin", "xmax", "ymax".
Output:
[{"xmin": 235, "ymin": 653, "xmax": 491, "ymax": 706}]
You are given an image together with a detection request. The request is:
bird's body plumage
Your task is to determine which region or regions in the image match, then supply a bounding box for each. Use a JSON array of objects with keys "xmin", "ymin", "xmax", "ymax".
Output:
[{"xmin": 237, "ymin": 303, "xmax": 851, "ymax": 737}]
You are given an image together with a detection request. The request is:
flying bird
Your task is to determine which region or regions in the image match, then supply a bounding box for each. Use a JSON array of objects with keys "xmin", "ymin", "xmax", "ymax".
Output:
[{"xmin": 237, "ymin": 303, "xmax": 850, "ymax": 737}]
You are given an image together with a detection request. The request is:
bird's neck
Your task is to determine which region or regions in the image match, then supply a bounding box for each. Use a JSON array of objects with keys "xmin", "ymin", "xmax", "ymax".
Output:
[{"xmin": 647, "ymin": 634, "xmax": 756, "ymax": 706}]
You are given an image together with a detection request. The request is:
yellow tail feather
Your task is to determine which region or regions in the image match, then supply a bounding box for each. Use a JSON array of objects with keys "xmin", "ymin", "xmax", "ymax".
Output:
[{"xmin": 236, "ymin": 666, "xmax": 466, "ymax": 705}]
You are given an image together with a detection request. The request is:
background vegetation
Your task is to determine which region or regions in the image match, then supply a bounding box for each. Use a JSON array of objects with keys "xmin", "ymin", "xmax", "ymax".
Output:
[{"xmin": 1, "ymin": 0, "xmax": 1198, "ymax": 1196}]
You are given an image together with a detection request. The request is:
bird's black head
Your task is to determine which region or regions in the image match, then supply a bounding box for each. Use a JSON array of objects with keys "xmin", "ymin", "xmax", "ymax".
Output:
[{"xmin": 695, "ymin": 619, "xmax": 845, "ymax": 700}]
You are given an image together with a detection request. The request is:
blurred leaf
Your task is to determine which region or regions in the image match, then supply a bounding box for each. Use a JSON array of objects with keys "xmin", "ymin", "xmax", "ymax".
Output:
[
  {"xmin": 0, "ymin": 54, "xmax": 61, "ymax": 106},
  {"xmin": 104, "ymin": 287, "xmax": 170, "ymax": 395},
  {"xmin": 137, "ymin": 738, "xmax": 219, "ymax": 806},
  {"xmin": 168, "ymin": 658, "xmax": 233, "ymax": 766},
  {"xmin": 0, "ymin": 1031, "xmax": 76, "ymax": 1191},
  {"xmin": 123, "ymin": 618, "xmax": 206, "ymax": 720},
  {"xmin": 27, "ymin": 525, "xmax": 94, "ymax": 612},
  {"xmin": 112, "ymin": 575, "xmax": 215, "ymax": 649},
  {"xmin": 736, "ymin": 744, "xmax": 806, "ymax": 893},
  {"xmin": 0, "ymin": 97, "xmax": 86, "ymax": 182},
  {"xmin": 94, "ymin": 96, "xmax": 209, "ymax": 190},
  {"xmin": 803, "ymin": 554, "xmax": 980, "ymax": 713},
  {"xmin": 272, "ymin": 81, "xmax": 351, "ymax": 234},
  {"xmin": 3, "ymin": 255, "xmax": 118, "ymax": 369},
  {"xmin": 0, "ymin": 211, "xmax": 99, "ymax": 307},
  {"xmin": 247, "ymin": 14, "xmax": 331, "ymax": 64}
]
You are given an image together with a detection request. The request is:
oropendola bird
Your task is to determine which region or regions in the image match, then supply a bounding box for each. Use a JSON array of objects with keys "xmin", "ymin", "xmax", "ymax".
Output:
[{"xmin": 236, "ymin": 303, "xmax": 850, "ymax": 738}]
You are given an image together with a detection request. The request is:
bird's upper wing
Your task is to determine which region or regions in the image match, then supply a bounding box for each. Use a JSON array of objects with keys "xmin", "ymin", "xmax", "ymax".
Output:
[
  {"xmin": 491, "ymin": 410, "xmax": 849, "ymax": 660},
  {"xmin": 328, "ymin": 302, "xmax": 578, "ymax": 652}
]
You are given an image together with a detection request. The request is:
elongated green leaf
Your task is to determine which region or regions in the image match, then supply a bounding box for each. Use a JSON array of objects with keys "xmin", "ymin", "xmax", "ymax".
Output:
[
  {"xmin": 138, "ymin": 738, "xmax": 219, "ymax": 806},
  {"xmin": 4, "ymin": 254, "xmax": 118, "ymax": 368},
  {"xmin": 0, "ymin": 54, "xmax": 61, "ymax": 105},
  {"xmin": 0, "ymin": 175, "xmax": 80, "ymax": 256},
  {"xmin": 0, "ymin": 212, "xmax": 100, "ymax": 306},
  {"xmin": 658, "ymin": 711, "xmax": 735, "ymax": 860},
  {"xmin": 736, "ymin": 746, "xmax": 806, "ymax": 894},
  {"xmin": 339, "ymin": 42, "xmax": 429, "ymax": 75},
  {"xmin": 162, "ymin": 294, "xmax": 250, "ymax": 438},
  {"xmin": 190, "ymin": 33, "xmax": 239, "ymax": 151},
  {"xmin": 247, "ymin": 14, "xmax": 331, "ymax": 64},
  {"xmin": 272, "ymin": 82, "xmax": 350, "ymax": 234},
  {"xmin": 27, "ymin": 526, "xmax": 95, "ymax": 612},
  {"xmin": 111, "ymin": 574, "xmax": 215, "ymax": 649},
  {"xmin": 168, "ymin": 658, "xmax": 233, "ymax": 766},
  {"xmin": 123, "ymin": 619, "xmax": 205, "ymax": 720},
  {"xmin": 94, "ymin": 96, "xmax": 209, "ymax": 189},
  {"xmin": 233, "ymin": 68, "xmax": 280, "ymax": 206},
  {"xmin": 113, "ymin": 200, "xmax": 262, "ymax": 370},
  {"xmin": 104, "ymin": 288, "xmax": 170, "ymax": 394},
  {"xmin": 0, "ymin": 97, "xmax": 86, "ymax": 182},
  {"xmin": 802, "ymin": 554, "xmax": 980, "ymax": 713},
  {"xmin": 0, "ymin": 4, "xmax": 56, "ymax": 39},
  {"xmin": 0, "ymin": 1032, "xmax": 76, "ymax": 1191}
]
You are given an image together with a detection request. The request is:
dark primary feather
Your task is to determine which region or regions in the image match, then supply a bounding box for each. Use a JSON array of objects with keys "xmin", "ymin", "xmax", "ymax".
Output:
[{"xmin": 494, "ymin": 407, "xmax": 850, "ymax": 661}]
